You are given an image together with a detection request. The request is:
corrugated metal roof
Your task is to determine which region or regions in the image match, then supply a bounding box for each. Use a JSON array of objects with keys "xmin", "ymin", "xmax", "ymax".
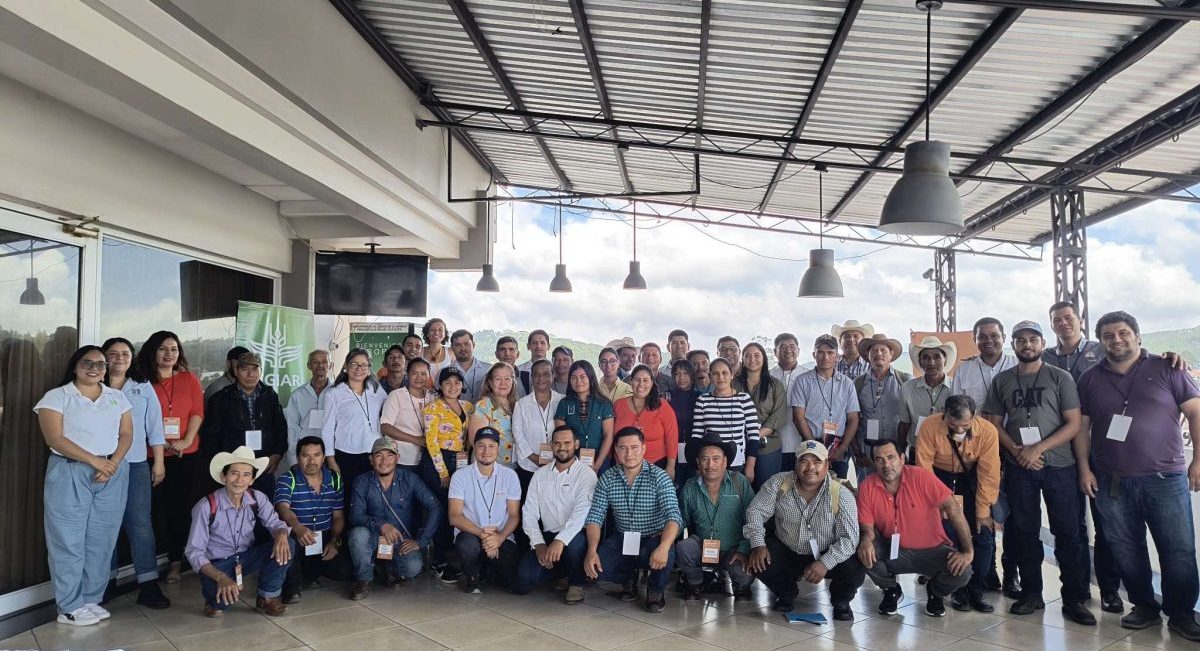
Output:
[{"xmin": 348, "ymin": 0, "xmax": 1200, "ymax": 245}]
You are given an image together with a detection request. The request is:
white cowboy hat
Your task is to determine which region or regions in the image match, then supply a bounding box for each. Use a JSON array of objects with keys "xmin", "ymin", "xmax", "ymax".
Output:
[
  {"xmin": 209, "ymin": 446, "xmax": 270, "ymax": 484},
  {"xmin": 909, "ymin": 336, "xmax": 957, "ymax": 370},
  {"xmin": 831, "ymin": 320, "xmax": 875, "ymax": 339}
]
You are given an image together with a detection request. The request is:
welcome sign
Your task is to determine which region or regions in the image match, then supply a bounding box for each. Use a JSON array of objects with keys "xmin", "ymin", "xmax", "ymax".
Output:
[{"xmin": 234, "ymin": 301, "xmax": 315, "ymax": 405}]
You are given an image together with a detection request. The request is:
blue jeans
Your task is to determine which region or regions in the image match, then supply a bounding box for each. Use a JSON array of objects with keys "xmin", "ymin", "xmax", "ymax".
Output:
[
  {"xmin": 44, "ymin": 456, "xmax": 129, "ymax": 614},
  {"xmin": 199, "ymin": 538, "xmax": 294, "ymax": 609},
  {"xmin": 753, "ymin": 450, "xmax": 782, "ymax": 491},
  {"xmin": 112, "ymin": 461, "xmax": 159, "ymax": 583},
  {"xmin": 514, "ymin": 531, "xmax": 588, "ymax": 592},
  {"xmin": 595, "ymin": 533, "xmax": 675, "ymax": 593},
  {"xmin": 1095, "ymin": 471, "xmax": 1199, "ymax": 617},
  {"xmin": 347, "ymin": 526, "xmax": 424, "ymax": 581},
  {"xmin": 1005, "ymin": 464, "xmax": 1089, "ymax": 602}
]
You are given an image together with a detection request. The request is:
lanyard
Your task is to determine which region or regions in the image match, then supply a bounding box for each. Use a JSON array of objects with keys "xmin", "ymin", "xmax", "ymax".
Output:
[
  {"xmin": 924, "ymin": 382, "xmax": 945, "ymax": 414},
  {"xmin": 222, "ymin": 500, "xmax": 250, "ymax": 562},
  {"xmin": 869, "ymin": 372, "xmax": 892, "ymax": 413},
  {"xmin": 818, "ymin": 377, "xmax": 835, "ymax": 420},
  {"xmin": 698, "ymin": 478, "xmax": 727, "ymax": 534},
  {"xmin": 1102, "ymin": 358, "xmax": 1144, "ymax": 415},
  {"xmin": 945, "ymin": 430, "xmax": 973, "ymax": 476},
  {"xmin": 377, "ymin": 477, "xmax": 414, "ymax": 539},
  {"xmin": 1015, "ymin": 365, "xmax": 1045, "ymax": 426},
  {"xmin": 474, "ymin": 469, "xmax": 499, "ymax": 522},
  {"xmin": 538, "ymin": 398, "xmax": 553, "ymax": 434},
  {"xmin": 162, "ymin": 373, "xmax": 177, "ymax": 415},
  {"xmin": 353, "ymin": 389, "xmax": 373, "ymax": 430},
  {"xmin": 406, "ymin": 390, "xmax": 427, "ymax": 434},
  {"xmin": 789, "ymin": 477, "xmax": 825, "ymax": 535}
]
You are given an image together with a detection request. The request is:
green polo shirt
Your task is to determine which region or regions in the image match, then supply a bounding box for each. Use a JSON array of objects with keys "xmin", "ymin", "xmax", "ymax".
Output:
[{"xmin": 678, "ymin": 471, "xmax": 754, "ymax": 554}]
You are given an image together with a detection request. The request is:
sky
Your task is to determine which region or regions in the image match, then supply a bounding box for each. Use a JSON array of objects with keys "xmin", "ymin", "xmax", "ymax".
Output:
[{"xmin": 419, "ymin": 196, "xmax": 1200, "ymax": 352}]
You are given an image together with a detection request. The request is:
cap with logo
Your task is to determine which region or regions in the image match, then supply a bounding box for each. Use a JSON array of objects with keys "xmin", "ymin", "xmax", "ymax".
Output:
[
  {"xmin": 1012, "ymin": 320, "xmax": 1043, "ymax": 338},
  {"xmin": 474, "ymin": 427, "xmax": 502, "ymax": 444},
  {"xmin": 798, "ymin": 439, "xmax": 829, "ymax": 461}
]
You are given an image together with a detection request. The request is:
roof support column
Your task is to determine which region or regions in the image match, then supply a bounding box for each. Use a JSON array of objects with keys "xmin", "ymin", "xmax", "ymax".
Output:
[
  {"xmin": 934, "ymin": 249, "xmax": 957, "ymax": 333},
  {"xmin": 1051, "ymin": 189, "xmax": 1089, "ymax": 335}
]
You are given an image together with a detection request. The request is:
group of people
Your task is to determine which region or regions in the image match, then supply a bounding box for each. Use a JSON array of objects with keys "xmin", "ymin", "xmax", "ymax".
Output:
[{"xmin": 34, "ymin": 306, "xmax": 1200, "ymax": 643}]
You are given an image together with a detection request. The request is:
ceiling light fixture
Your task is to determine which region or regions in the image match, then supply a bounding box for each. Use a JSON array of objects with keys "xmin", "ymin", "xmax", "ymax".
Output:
[
  {"xmin": 19, "ymin": 242, "xmax": 45, "ymax": 306},
  {"xmin": 798, "ymin": 164, "xmax": 844, "ymax": 298},
  {"xmin": 475, "ymin": 201, "xmax": 500, "ymax": 292},
  {"xmin": 549, "ymin": 202, "xmax": 572, "ymax": 292},
  {"xmin": 622, "ymin": 201, "xmax": 647, "ymax": 290}
]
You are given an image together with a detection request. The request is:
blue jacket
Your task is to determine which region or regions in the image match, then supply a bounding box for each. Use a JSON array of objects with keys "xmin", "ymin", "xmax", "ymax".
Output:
[{"xmin": 349, "ymin": 467, "xmax": 441, "ymax": 547}]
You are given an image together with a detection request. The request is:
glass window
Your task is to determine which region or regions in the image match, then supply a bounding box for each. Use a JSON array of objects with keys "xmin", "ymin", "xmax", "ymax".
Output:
[{"xmin": 0, "ymin": 228, "xmax": 81, "ymax": 594}]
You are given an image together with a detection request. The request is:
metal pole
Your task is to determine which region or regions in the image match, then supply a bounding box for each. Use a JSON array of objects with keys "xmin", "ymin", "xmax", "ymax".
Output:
[{"xmin": 1052, "ymin": 189, "xmax": 1089, "ymax": 335}]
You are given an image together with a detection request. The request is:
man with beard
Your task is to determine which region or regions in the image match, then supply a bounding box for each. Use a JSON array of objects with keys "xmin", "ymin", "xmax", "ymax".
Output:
[
  {"xmin": 449, "ymin": 330, "xmax": 487, "ymax": 402},
  {"xmin": 689, "ymin": 349, "xmax": 713, "ymax": 394},
  {"xmin": 513, "ymin": 425, "xmax": 597, "ymax": 603},
  {"xmin": 1076, "ymin": 311, "xmax": 1200, "ymax": 641},
  {"xmin": 449, "ymin": 427, "xmax": 523, "ymax": 594}
]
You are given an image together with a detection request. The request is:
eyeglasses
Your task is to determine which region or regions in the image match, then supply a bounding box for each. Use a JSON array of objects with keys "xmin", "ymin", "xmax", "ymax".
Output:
[
  {"xmin": 598, "ymin": 359, "xmax": 619, "ymax": 366},
  {"xmin": 347, "ymin": 362, "xmax": 372, "ymax": 370},
  {"xmin": 79, "ymin": 360, "xmax": 108, "ymax": 371}
]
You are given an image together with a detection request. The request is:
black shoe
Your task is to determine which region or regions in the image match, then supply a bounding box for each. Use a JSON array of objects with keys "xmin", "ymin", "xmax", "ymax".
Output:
[
  {"xmin": 434, "ymin": 563, "xmax": 459, "ymax": 584},
  {"xmin": 1167, "ymin": 615, "xmax": 1200, "ymax": 642},
  {"xmin": 281, "ymin": 590, "xmax": 301, "ymax": 605},
  {"xmin": 925, "ymin": 594, "xmax": 946, "ymax": 617},
  {"xmin": 878, "ymin": 587, "xmax": 903, "ymax": 615},
  {"xmin": 302, "ymin": 577, "xmax": 321, "ymax": 591},
  {"xmin": 645, "ymin": 590, "xmax": 665, "ymax": 613},
  {"xmin": 683, "ymin": 584, "xmax": 704, "ymax": 603},
  {"xmin": 1002, "ymin": 574, "xmax": 1022, "ymax": 600},
  {"xmin": 1100, "ymin": 590, "xmax": 1124, "ymax": 614},
  {"xmin": 619, "ymin": 579, "xmax": 639, "ymax": 602},
  {"xmin": 1062, "ymin": 601, "xmax": 1096, "ymax": 626},
  {"xmin": 970, "ymin": 595, "xmax": 995, "ymax": 613},
  {"xmin": 1121, "ymin": 606, "xmax": 1163, "ymax": 630},
  {"xmin": 832, "ymin": 603, "xmax": 854, "ymax": 621},
  {"xmin": 951, "ymin": 590, "xmax": 972, "ymax": 612},
  {"xmin": 985, "ymin": 568, "xmax": 1002, "ymax": 592},
  {"xmin": 732, "ymin": 585, "xmax": 754, "ymax": 600},
  {"xmin": 385, "ymin": 575, "xmax": 408, "ymax": 589},
  {"xmin": 772, "ymin": 597, "xmax": 794, "ymax": 612},
  {"xmin": 136, "ymin": 582, "xmax": 172, "ymax": 610},
  {"xmin": 1009, "ymin": 596, "xmax": 1045, "ymax": 615},
  {"xmin": 461, "ymin": 576, "xmax": 481, "ymax": 594}
]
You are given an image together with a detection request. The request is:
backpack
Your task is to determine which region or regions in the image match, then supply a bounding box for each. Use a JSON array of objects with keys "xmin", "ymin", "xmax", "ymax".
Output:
[{"xmin": 776, "ymin": 474, "xmax": 855, "ymax": 516}]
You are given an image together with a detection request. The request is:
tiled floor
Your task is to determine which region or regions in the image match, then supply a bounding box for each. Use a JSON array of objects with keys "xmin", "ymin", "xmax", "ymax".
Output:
[{"xmin": 2, "ymin": 561, "xmax": 1194, "ymax": 651}]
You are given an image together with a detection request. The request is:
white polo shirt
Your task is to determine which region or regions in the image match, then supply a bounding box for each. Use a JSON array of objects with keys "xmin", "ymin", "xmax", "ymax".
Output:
[
  {"xmin": 35, "ymin": 383, "xmax": 132, "ymax": 456},
  {"xmin": 950, "ymin": 354, "xmax": 1018, "ymax": 407},
  {"xmin": 448, "ymin": 462, "xmax": 521, "ymax": 540},
  {"xmin": 320, "ymin": 382, "xmax": 386, "ymax": 455},
  {"xmin": 512, "ymin": 390, "xmax": 564, "ymax": 472}
]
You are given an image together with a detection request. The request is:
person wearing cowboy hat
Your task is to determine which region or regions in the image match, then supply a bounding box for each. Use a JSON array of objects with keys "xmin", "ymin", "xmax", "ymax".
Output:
[
  {"xmin": 852, "ymin": 335, "xmax": 911, "ymax": 481},
  {"xmin": 605, "ymin": 337, "xmax": 638, "ymax": 380},
  {"xmin": 898, "ymin": 336, "xmax": 956, "ymax": 458},
  {"xmin": 676, "ymin": 433, "xmax": 755, "ymax": 601},
  {"xmin": 744, "ymin": 440, "xmax": 864, "ymax": 618},
  {"xmin": 184, "ymin": 446, "xmax": 293, "ymax": 618},
  {"xmin": 832, "ymin": 321, "xmax": 875, "ymax": 379}
]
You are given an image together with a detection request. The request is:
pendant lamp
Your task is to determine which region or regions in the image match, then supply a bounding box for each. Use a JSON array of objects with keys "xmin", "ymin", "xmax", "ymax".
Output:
[
  {"xmin": 622, "ymin": 201, "xmax": 647, "ymax": 290},
  {"xmin": 19, "ymin": 243, "xmax": 45, "ymax": 305},
  {"xmin": 798, "ymin": 164, "xmax": 844, "ymax": 298},
  {"xmin": 475, "ymin": 202, "xmax": 500, "ymax": 292},
  {"xmin": 549, "ymin": 203, "xmax": 572, "ymax": 292},
  {"xmin": 878, "ymin": 1, "xmax": 962, "ymax": 236}
]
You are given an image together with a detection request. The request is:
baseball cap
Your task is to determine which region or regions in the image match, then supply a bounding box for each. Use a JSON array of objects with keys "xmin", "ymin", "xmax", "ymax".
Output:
[
  {"xmin": 371, "ymin": 437, "xmax": 398, "ymax": 455},
  {"xmin": 1012, "ymin": 320, "xmax": 1044, "ymax": 337},
  {"xmin": 798, "ymin": 439, "xmax": 829, "ymax": 461},
  {"xmin": 814, "ymin": 334, "xmax": 839, "ymax": 351},
  {"xmin": 438, "ymin": 366, "xmax": 465, "ymax": 385},
  {"xmin": 235, "ymin": 351, "xmax": 262, "ymax": 368},
  {"xmin": 474, "ymin": 427, "xmax": 501, "ymax": 444}
]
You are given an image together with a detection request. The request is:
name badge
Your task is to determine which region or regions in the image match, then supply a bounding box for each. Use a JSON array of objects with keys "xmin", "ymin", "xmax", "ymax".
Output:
[
  {"xmin": 308, "ymin": 409, "xmax": 325, "ymax": 429},
  {"xmin": 245, "ymin": 430, "xmax": 263, "ymax": 450},
  {"xmin": 808, "ymin": 539, "xmax": 820, "ymax": 559},
  {"xmin": 163, "ymin": 417, "xmax": 182, "ymax": 440},
  {"xmin": 539, "ymin": 442, "xmax": 553, "ymax": 464},
  {"xmin": 622, "ymin": 531, "xmax": 641, "ymax": 555},
  {"xmin": 234, "ymin": 562, "xmax": 243, "ymax": 588},
  {"xmin": 580, "ymin": 448, "xmax": 596, "ymax": 466},
  {"xmin": 678, "ymin": 442, "xmax": 687, "ymax": 462},
  {"xmin": 821, "ymin": 421, "xmax": 838, "ymax": 445},
  {"xmin": 866, "ymin": 419, "xmax": 880, "ymax": 441},
  {"xmin": 1018, "ymin": 426, "xmax": 1041, "ymax": 446},
  {"xmin": 377, "ymin": 536, "xmax": 393, "ymax": 559},
  {"xmin": 889, "ymin": 533, "xmax": 901, "ymax": 560},
  {"xmin": 702, "ymin": 538, "xmax": 720, "ymax": 564},
  {"xmin": 1106, "ymin": 414, "xmax": 1132, "ymax": 442},
  {"xmin": 456, "ymin": 451, "xmax": 469, "ymax": 469},
  {"xmin": 305, "ymin": 530, "xmax": 323, "ymax": 556},
  {"xmin": 915, "ymin": 416, "xmax": 928, "ymax": 438}
]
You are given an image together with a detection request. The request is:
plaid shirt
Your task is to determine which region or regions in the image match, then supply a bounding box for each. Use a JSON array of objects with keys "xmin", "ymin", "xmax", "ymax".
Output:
[
  {"xmin": 743, "ymin": 472, "xmax": 859, "ymax": 569},
  {"xmin": 836, "ymin": 357, "xmax": 870, "ymax": 380},
  {"xmin": 585, "ymin": 461, "xmax": 682, "ymax": 534}
]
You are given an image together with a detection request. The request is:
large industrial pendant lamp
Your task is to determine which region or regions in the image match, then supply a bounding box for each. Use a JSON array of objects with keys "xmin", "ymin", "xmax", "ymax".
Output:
[
  {"xmin": 19, "ymin": 243, "xmax": 45, "ymax": 306},
  {"xmin": 549, "ymin": 203, "xmax": 572, "ymax": 292},
  {"xmin": 475, "ymin": 201, "xmax": 500, "ymax": 292},
  {"xmin": 798, "ymin": 164, "xmax": 844, "ymax": 298},
  {"xmin": 622, "ymin": 201, "xmax": 647, "ymax": 290},
  {"xmin": 878, "ymin": 0, "xmax": 963, "ymax": 236}
]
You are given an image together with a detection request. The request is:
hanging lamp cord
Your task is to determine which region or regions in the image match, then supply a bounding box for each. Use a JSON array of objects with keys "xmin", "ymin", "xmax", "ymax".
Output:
[{"xmin": 925, "ymin": 8, "xmax": 932, "ymax": 141}]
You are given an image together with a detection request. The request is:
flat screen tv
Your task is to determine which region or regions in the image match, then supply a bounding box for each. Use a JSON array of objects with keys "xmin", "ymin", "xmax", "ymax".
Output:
[
  {"xmin": 314, "ymin": 251, "xmax": 428, "ymax": 316},
  {"xmin": 179, "ymin": 260, "xmax": 274, "ymax": 322}
]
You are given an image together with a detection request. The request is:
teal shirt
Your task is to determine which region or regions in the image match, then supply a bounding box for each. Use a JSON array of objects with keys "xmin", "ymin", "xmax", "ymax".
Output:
[
  {"xmin": 554, "ymin": 394, "xmax": 614, "ymax": 451},
  {"xmin": 678, "ymin": 471, "xmax": 754, "ymax": 554}
]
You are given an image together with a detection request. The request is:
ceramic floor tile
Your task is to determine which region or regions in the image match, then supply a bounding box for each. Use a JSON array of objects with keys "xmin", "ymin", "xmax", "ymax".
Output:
[
  {"xmin": 485, "ymin": 591, "xmax": 607, "ymax": 627},
  {"xmin": 457, "ymin": 628, "xmax": 585, "ymax": 651},
  {"xmin": 170, "ymin": 620, "xmax": 301, "ymax": 651},
  {"xmin": 612, "ymin": 597, "xmax": 732, "ymax": 631},
  {"xmin": 1118, "ymin": 623, "xmax": 1200, "ymax": 650},
  {"xmin": 360, "ymin": 590, "xmax": 476, "ymax": 625},
  {"xmin": 273, "ymin": 588, "xmax": 360, "ymax": 619},
  {"xmin": 1022, "ymin": 599, "xmax": 1133, "ymax": 640},
  {"xmin": 677, "ymin": 613, "xmax": 816, "ymax": 651},
  {"xmin": 307, "ymin": 625, "xmax": 446, "ymax": 651},
  {"xmin": 821, "ymin": 615, "xmax": 963, "ymax": 651},
  {"xmin": 406, "ymin": 608, "xmax": 532, "ymax": 648},
  {"xmin": 774, "ymin": 636, "xmax": 878, "ymax": 651},
  {"xmin": 0, "ymin": 631, "xmax": 38, "ymax": 649},
  {"xmin": 141, "ymin": 601, "xmax": 270, "ymax": 637},
  {"xmin": 737, "ymin": 600, "xmax": 868, "ymax": 636},
  {"xmin": 537, "ymin": 612, "xmax": 673, "ymax": 651},
  {"xmin": 892, "ymin": 601, "xmax": 1008, "ymax": 637},
  {"xmin": 32, "ymin": 617, "xmax": 167, "ymax": 651},
  {"xmin": 607, "ymin": 632, "xmax": 728, "ymax": 651},
  {"xmin": 1101, "ymin": 641, "xmax": 1185, "ymax": 651},
  {"xmin": 280, "ymin": 604, "xmax": 397, "ymax": 644},
  {"xmin": 123, "ymin": 640, "xmax": 181, "ymax": 651},
  {"xmin": 940, "ymin": 639, "xmax": 1026, "ymax": 651},
  {"xmin": 970, "ymin": 619, "xmax": 1120, "ymax": 651}
]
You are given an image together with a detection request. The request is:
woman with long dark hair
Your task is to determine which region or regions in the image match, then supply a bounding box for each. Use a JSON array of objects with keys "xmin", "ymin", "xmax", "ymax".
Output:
[
  {"xmin": 421, "ymin": 318, "xmax": 451, "ymax": 379},
  {"xmin": 613, "ymin": 365, "xmax": 678, "ymax": 478},
  {"xmin": 733, "ymin": 342, "xmax": 789, "ymax": 489},
  {"xmin": 36, "ymin": 346, "xmax": 133, "ymax": 626},
  {"xmin": 691, "ymin": 358, "xmax": 760, "ymax": 484},
  {"xmin": 319, "ymin": 348, "xmax": 386, "ymax": 508},
  {"xmin": 102, "ymin": 337, "xmax": 170, "ymax": 608},
  {"xmin": 134, "ymin": 330, "xmax": 204, "ymax": 583},
  {"xmin": 553, "ymin": 360, "xmax": 614, "ymax": 474},
  {"xmin": 668, "ymin": 359, "xmax": 700, "ymax": 485}
]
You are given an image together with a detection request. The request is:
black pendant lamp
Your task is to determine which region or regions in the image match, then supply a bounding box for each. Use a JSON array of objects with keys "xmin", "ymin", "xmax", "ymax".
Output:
[
  {"xmin": 798, "ymin": 164, "xmax": 844, "ymax": 298},
  {"xmin": 622, "ymin": 201, "xmax": 647, "ymax": 290},
  {"xmin": 549, "ymin": 203, "xmax": 572, "ymax": 292}
]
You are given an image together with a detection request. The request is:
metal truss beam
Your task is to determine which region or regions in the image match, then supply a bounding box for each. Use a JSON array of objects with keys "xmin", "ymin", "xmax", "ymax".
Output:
[
  {"xmin": 944, "ymin": 0, "xmax": 1200, "ymax": 20},
  {"xmin": 953, "ymin": 83, "xmax": 1200, "ymax": 244},
  {"xmin": 445, "ymin": 0, "xmax": 573, "ymax": 190},
  {"xmin": 758, "ymin": 0, "xmax": 864, "ymax": 213},
  {"xmin": 691, "ymin": 0, "xmax": 712, "ymax": 208},
  {"xmin": 1051, "ymin": 190, "xmax": 1089, "ymax": 335},
  {"xmin": 825, "ymin": 9, "xmax": 1023, "ymax": 222},
  {"xmin": 511, "ymin": 195, "xmax": 1043, "ymax": 261},
  {"xmin": 567, "ymin": 0, "xmax": 632, "ymax": 193},
  {"xmin": 932, "ymin": 249, "xmax": 957, "ymax": 333}
]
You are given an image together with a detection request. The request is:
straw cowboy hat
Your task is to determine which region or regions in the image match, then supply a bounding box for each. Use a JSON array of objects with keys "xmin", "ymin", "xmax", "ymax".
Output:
[
  {"xmin": 209, "ymin": 446, "xmax": 270, "ymax": 484},
  {"xmin": 858, "ymin": 334, "xmax": 904, "ymax": 362},
  {"xmin": 831, "ymin": 320, "xmax": 875, "ymax": 339},
  {"xmin": 909, "ymin": 336, "xmax": 957, "ymax": 370}
]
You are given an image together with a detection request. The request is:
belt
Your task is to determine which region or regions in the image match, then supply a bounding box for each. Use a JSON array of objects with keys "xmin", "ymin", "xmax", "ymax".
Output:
[{"xmin": 54, "ymin": 452, "xmax": 114, "ymax": 463}]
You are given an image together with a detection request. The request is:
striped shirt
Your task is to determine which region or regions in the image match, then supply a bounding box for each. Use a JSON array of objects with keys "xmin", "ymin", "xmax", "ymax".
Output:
[
  {"xmin": 585, "ymin": 461, "xmax": 682, "ymax": 534},
  {"xmin": 690, "ymin": 392, "xmax": 761, "ymax": 466},
  {"xmin": 836, "ymin": 357, "xmax": 870, "ymax": 380},
  {"xmin": 743, "ymin": 472, "xmax": 859, "ymax": 568},
  {"xmin": 274, "ymin": 466, "xmax": 344, "ymax": 532}
]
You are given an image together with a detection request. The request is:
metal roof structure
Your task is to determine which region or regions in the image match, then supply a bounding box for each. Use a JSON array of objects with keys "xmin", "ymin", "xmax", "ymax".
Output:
[{"xmin": 331, "ymin": 0, "xmax": 1200, "ymax": 257}]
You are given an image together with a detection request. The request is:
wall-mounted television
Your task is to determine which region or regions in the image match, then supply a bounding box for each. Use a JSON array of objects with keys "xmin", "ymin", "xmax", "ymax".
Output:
[
  {"xmin": 180, "ymin": 260, "xmax": 274, "ymax": 322},
  {"xmin": 314, "ymin": 251, "xmax": 428, "ymax": 316}
]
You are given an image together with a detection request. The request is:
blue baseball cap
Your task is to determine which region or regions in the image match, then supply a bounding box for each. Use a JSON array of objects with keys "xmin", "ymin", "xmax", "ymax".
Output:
[{"xmin": 1012, "ymin": 320, "xmax": 1043, "ymax": 337}]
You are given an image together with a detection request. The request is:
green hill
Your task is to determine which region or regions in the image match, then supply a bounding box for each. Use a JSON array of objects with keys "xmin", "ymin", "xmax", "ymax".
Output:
[{"xmin": 1141, "ymin": 324, "xmax": 1200, "ymax": 364}]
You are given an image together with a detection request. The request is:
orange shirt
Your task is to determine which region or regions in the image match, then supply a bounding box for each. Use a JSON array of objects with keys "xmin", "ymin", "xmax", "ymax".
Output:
[
  {"xmin": 915, "ymin": 414, "xmax": 1000, "ymax": 520},
  {"xmin": 856, "ymin": 465, "xmax": 953, "ymax": 550},
  {"xmin": 152, "ymin": 371, "xmax": 204, "ymax": 456},
  {"xmin": 613, "ymin": 398, "xmax": 678, "ymax": 463}
]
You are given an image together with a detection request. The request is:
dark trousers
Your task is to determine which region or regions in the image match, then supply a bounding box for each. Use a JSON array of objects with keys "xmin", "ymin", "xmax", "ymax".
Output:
[
  {"xmin": 594, "ymin": 533, "xmax": 675, "ymax": 593},
  {"xmin": 454, "ymin": 532, "xmax": 520, "ymax": 587},
  {"xmin": 753, "ymin": 450, "xmax": 783, "ymax": 491},
  {"xmin": 863, "ymin": 539, "xmax": 972, "ymax": 597},
  {"xmin": 756, "ymin": 534, "xmax": 865, "ymax": 604},
  {"xmin": 283, "ymin": 543, "xmax": 327, "ymax": 595},
  {"xmin": 334, "ymin": 451, "xmax": 372, "ymax": 512},
  {"xmin": 1005, "ymin": 464, "xmax": 1090, "ymax": 602},
  {"xmin": 932, "ymin": 467, "xmax": 994, "ymax": 599},
  {"xmin": 420, "ymin": 450, "xmax": 459, "ymax": 565},
  {"xmin": 513, "ymin": 531, "xmax": 587, "ymax": 592},
  {"xmin": 199, "ymin": 539, "xmax": 294, "ymax": 609},
  {"xmin": 153, "ymin": 453, "xmax": 199, "ymax": 563}
]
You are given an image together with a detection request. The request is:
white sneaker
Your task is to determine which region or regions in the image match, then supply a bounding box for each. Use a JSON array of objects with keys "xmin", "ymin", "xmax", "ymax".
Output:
[
  {"xmin": 83, "ymin": 603, "xmax": 111, "ymax": 620},
  {"xmin": 57, "ymin": 607, "xmax": 100, "ymax": 626}
]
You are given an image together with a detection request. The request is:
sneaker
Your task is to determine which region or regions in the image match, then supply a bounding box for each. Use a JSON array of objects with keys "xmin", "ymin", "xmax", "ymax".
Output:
[
  {"xmin": 926, "ymin": 594, "xmax": 946, "ymax": 617},
  {"xmin": 136, "ymin": 581, "xmax": 171, "ymax": 609},
  {"xmin": 683, "ymin": 584, "xmax": 704, "ymax": 603},
  {"xmin": 83, "ymin": 603, "xmax": 111, "ymax": 620},
  {"xmin": 969, "ymin": 594, "xmax": 995, "ymax": 614},
  {"xmin": 951, "ymin": 590, "xmax": 972, "ymax": 612},
  {"xmin": 645, "ymin": 590, "xmax": 666, "ymax": 613},
  {"xmin": 878, "ymin": 587, "xmax": 903, "ymax": 615},
  {"xmin": 461, "ymin": 576, "xmax": 482, "ymax": 594},
  {"xmin": 1167, "ymin": 615, "xmax": 1200, "ymax": 642},
  {"xmin": 433, "ymin": 563, "xmax": 460, "ymax": 584},
  {"xmin": 1121, "ymin": 606, "xmax": 1163, "ymax": 630},
  {"xmin": 57, "ymin": 607, "xmax": 100, "ymax": 626},
  {"xmin": 564, "ymin": 586, "xmax": 585, "ymax": 605}
]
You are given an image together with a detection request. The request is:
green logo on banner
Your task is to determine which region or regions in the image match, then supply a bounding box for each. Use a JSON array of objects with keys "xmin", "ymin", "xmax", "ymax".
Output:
[{"xmin": 235, "ymin": 301, "xmax": 315, "ymax": 405}]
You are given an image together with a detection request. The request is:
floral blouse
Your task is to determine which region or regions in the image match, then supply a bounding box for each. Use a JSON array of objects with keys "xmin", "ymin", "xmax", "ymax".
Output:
[
  {"xmin": 474, "ymin": 396, "xmax": 516, "ymax": 468},
  {"xmin": 424, "ymin": 398, "xmax": 474, "ymax": 479}
]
